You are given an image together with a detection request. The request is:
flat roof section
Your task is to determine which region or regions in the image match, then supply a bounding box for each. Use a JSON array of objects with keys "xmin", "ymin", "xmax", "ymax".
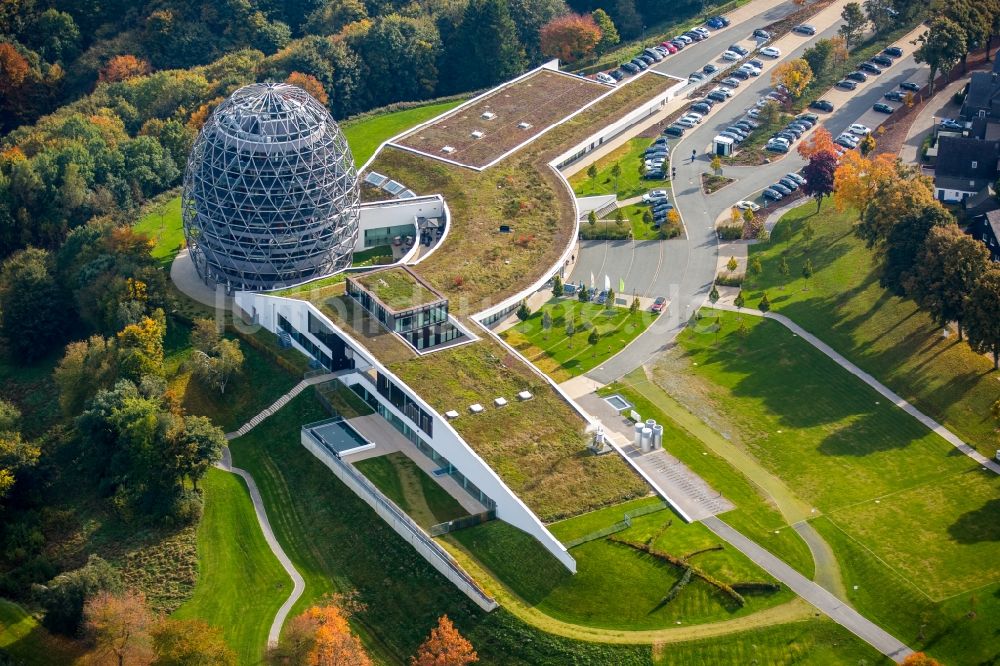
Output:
[
  {"xmin": 393, "ymin": 69, "xmax": 608, "ymax": 168},
  {"xmin": 351, "ymin": 266, "xmax": 446, "ymax": 313}
]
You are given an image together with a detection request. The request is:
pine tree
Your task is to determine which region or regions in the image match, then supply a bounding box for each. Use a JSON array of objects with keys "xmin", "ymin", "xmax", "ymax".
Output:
[
  {"xmin": 802, "ymin": 258, "xmax": 814, "ymax": 289},
  {"xmin": 446, "ymin": 0, "xmax": 525, "ymax": 91},
  {"xmin": 734, "ymin": 290, "xmax": 745, "ymax": 310},
  {"xmin": 727, "ymin": 256, "xmax": 738, "ymax": 272},
  {"xmin": 552, "ymin": 274, "xmax": 563, "ymax": 297},
  {"xmin": 709, "ymin": 284, "xmax": 720, "ymax": 304},
  {"xmin": 516, "ymin": 301, "xmax": 530, "ymax": 321},
  {"xmin": 759, "ymin": 292, "xmax": 771, "ymax": 312}
]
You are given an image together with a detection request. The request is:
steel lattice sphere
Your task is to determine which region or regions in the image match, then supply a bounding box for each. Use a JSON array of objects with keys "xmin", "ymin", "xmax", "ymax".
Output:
[{"xmin": 182, "ymin": 83, "xmax": 360, "ymax": 291}]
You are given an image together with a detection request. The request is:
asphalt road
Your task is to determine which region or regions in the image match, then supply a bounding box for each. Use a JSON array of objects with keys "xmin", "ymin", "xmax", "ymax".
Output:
[{"xmin": 574, "ymin": 12, "xmax": 929, "ymax": 385}]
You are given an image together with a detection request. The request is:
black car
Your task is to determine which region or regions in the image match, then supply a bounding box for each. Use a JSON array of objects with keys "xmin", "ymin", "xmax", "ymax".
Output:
[
  {"xmin": 703, "ymin": 63, "xmax": 719, "ymax": 74},
  {"xmin": 699, "ymin": 97, "xmax": 717, "ymax": 107},
  {"xmin": 884, "ymin": 90, "xmax": 905, "ymax": 102},
  {"xmin": 859, "ymin": 62, "xmax": 882, "ymax": 75},
  {"xmin": 871, "ymin": 55, "xmax": 893, "ymax": 67},
  {"xmin": 664, "ymin": 125, "xmax": 686, "ymax": 136},
  {"xmin": 730, "ymin": 69, "xmax": 751, "ymax": 80},
  {"xmin": 783, "ymin": 125, "xmax": 804, "ymax": 138},
  {"xmin": 609, "ymin": 69, "xmax": 625, "ymax": 81},
  {"xmin": 846, "ymin": 70, "xmax": 868, "ymax": 82},
  {"xmin": 900, "ymin": 81, "xmax": 920, "ymax": 91},
  {"xmin": 729, "ymin": 44, "xmax": 749, "ymax": 55},
  {"xmin": 873, "ymin": 103, "xmax": 894, "ymax": 114},
  {"xmin": 771, "ymin": 182, "xmax": 791, "ymax": 195},
  {"xmin": 809, "ymin": 99, "xmax": 835, "ymax": 112},
  {"xmin": 643, "ymin": 48, "xmax": 664, "ymax": 62},
  {"xmin": 778, "ymin": 177, "xmax": 799, "ymax": 190},
  {"xmin": 836, "ymin": 79, "xmax": 858, "ymax": 90},
  {"xmin": 792, "ymin": 24, "xmax": 817, "ymax": 35},
  {"xmin": 621, "ymin": 62, "xmax": 640, "ymax": 74},
  {"xmin": 735, "ymin": 120, "xmax": 755, "ymax": 131},
  {"xmin": 796, "ymin": 112, "xmax": 819, "ymax": 123},
  {"xmin": 774, "ymin": 131, "xmax": 797, "ymax": 142},
  {"xmin": 792, "ymin": 118, "xmax": 815, "ymax": 129},
  {"xmin": 748, "ymin": 58, "xmax": 765, "ymax": 69},
  {"xmin": 639, "ymin": 54, "xmax": 655, "ymax": 65},
  {"xmin": 707, "ymin": 91, "xmax": 728, "ymax": 102},
  {"xmin": 725, "ymin": 126, "xmax": 747, "ymax": 137},
  {"xmin": 883, "ymin": 46, "xmax": 903, "ymax": 58},
  {"xmin": 691, "ymin": 102, "xmax": 712, "ymax": 114},
  {"xmin": 632, "ymin": 58, "xmax": 648, "ymax": 70},
  {"xmin": 753, "ymin": 28, "xmax": 771, "ymax": 39}
]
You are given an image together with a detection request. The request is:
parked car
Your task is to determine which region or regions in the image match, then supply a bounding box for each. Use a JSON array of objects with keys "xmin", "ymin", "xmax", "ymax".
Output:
[
  {"xmin": 872, "ymin": 102, "xmax": 894, "ymax": 114},
  {"xmin": 788, "ymin": 121, "xmax": 810, "ymax": 131},
  {"xmin": 725, "ymin": 126, "xmax": 748, "ymax": 139},
  {"xmin": 661, "ymin": 41, "xmax": 678, "ymax": 53},
  {"xmin": 900, "ymin": 81, "xmax": 920, "ymax": 91},
  {"xmin": 760, "ymin": 46, "xmax": 781, "ymax": 58},
  {"xmin": 621, "ymin": 62, "xmax": 640, "ymax": 74},
  {"xmin": 846, "ymin": 70, "xmax": 868, "ymax": 82},
  {"xmin": 796, "ymin": 112, "xmax": 819, "ymax": 123},
  {"xmin": 785, "ymin": 173, "xmax": 806, "ymax": 185},
  {"xmin": 748, "ymin": 58, "xmax": 765, "ymax": 68},
  {"xmin": 809, "ymin": 99, "xmax": 834, "ymax": 111},
  {"xmin": 684, "ymin": 111, "xmax": 704, "ymax": 122},
  {"xmin": 693, "ymin": 27, "xmax": 711, "ymax": 37},
  {"xmin": 753, "ymin": 28, "xmax": 772, "ymax": 39},
  {"xmin": 718, "ymin": 131, "xmax": 742, "ymax": 143},
  {"xmin": 706, "ymin": 17, "xmax": 725, "ymax": 28},
  {"xmin": 735, "ymin": 120, "xmax": 755, "ymax": 131},
  {"xmin": 791, "ymin": 118, "xmax": 815, "ymax": 129},
  {"xmin": 835, "ymin": 79, "xmax": 858, "ymax": 90},
  {"xmin": 608, "ymin": 69, "xmax": 625, "ymax": 81},
  {"xmin": 771, "ymin": 182, "xmax": 791, "ymax": 195},
  {"xmin": 778, "ymin": 177, "xmax": 799, "ymax": 190},
  {"xmin": 792, "ymin": 23, "xmax": 817, "ymax": 35},
  {"xmin": 774, "ymin": 131, "xmax": 797, "ymax": 142},
  {"xmin": 747, "ymin": 107, "xmax": 763, "ymax": 119},
  {"xmin": 670, "ymin": 39, "xmax": 686, "ymax": 50},
  {"xmin": 711, "ymin": 86, "xmax": 733, "ymax": 98},
  {"xmin": 766, "ymin": 142, "xmax": 789, "ymax": 153},
  {"xmin": 684, "ymin": 31, "xmax": 705, "ymax": 41},
  {"xmin": 735, "ymin": 200, "xmax": 761, "ymax": 211},
  {"xmin": 730, "ymin": 69, "xmax": 751, "ymax": 80},
  {"xmin": 940, "ymin": 118, "xmax": 965, "ymax": 131},
  {"xmin": 729, "ymin": 44, "xmax": 749, "ymax": 55},
  {"xmin": 848, "ymin": 123, "xmax": 871, "ymax": 135},
  {"xmin": 739, "ymin": 64, "xmax": 761, "ymax": 76},
  {"xmin": 883, "ymin": 46, "xmax": 903, "ymax": 58},
  {"xmin": 689, "ymin": 72, "xmax": 705, "ymax": 82},
  {"xmin": 651, "ymin": 297, "xmax": 667, "ymax": 313},
  {"xmin": 674, "ymin": 34, "xmax": 693, "ymax": 44},
  {"xmin": 676, "ymin": 117, "xmax": 697, "ymax": 128},
  {"xmin": 708, "ymin": 90, "xmax": 729, "ymax": 102},
  {"xmin": 763, "ymin": 187, "xmax": 784, "ymax": 200},
  {"xmin": 859, "ymin": 62, "xmax": 882, "ymax": 75},
  {"xmin": 642, "ymin": 189, "xmax": 669, "ymax": 202},
  {"xmin": 703, "ymin": 63, "xmax": 719, "ymax": 74},
  {"xmin": 691, "ymin": 102, "xmax": 712, "ymax": 114},
  {"xmin": 871, "ymin": 55, "xmax": 893, "ymax": 67},
  {"xmin": 595, "ymin": 72, "xmax": 616, "ymax": 84},
  {"xmin": 720, "ymin": 77, "xmax": 741, "ymax": 88},
  {"xmin": 721, "ymin": 50, "xmax": 741, "ymax": 61},
  {"xmin": 631, "ymin": 58, "xmax": 648, "ymax": 70},
  {"xmin": 664, "ymin": 124, "xmax": 686, "ymax": 136},
  {"xmin": 639, "ymin": 54, "xmax": 655, "ymax": 65},
  {"xmin": 643, "ymin": 48, "xmax": 664, "ymax": 62},
  {"xmin": 884, "ymin": 90, "xmax": 905, "ymax": 102}
]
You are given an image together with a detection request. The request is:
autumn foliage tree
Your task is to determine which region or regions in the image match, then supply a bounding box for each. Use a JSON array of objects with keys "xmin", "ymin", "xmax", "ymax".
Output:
[
  {"xmin": 540, "ymin": 13, "xmax": 602, "ymax": 63},
  {"xmin": 770, "ymin": 59, "xmax": 813, "ymax": 98},
  {"xmin": 286, "ymin": 71, "xmax": 329, "ymax": 105},
  {"xmin": 272, "ymin": 602, "xmax": 371, "ymax": 666},
  {"xmin": 152, "ymin": 618, "xmax": 236, "ymax": 665},
  {"xmin": 797, "ymin": 127, "xmax": 836, "ymax": 160},
  {"xmin": 98, "ymin": 55, "xmax": 151, "ymax": 83},
  {"xmin": 801, "ymin": 151, "xmax": 838, "ymax": 211},
  {"xmin": 412, "ymin": 615, "xmax": 477, "ymax": 666},
  {"xmin": 84, "ymin": 590, "xmax": 156, "ymax": 666},
  {"xmin": 0, "ymin": 43, "xmax": 30, "ymax": 95},
  {"xmin": 901, "ymin": 652, "xmax": 942, "ymax": 666},
  {"xmin": 833, "ymin": 151, "xmax": 899, "ymax": 220}
]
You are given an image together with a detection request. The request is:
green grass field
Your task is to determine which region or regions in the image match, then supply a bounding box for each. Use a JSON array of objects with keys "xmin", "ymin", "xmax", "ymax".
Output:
[
  {"xmin": 342, "ymin": 99, "xmax": 464, "ymax": 166},
  {"xmin": 134, "ymin": 194, "xmax": 184, "ymax": 269},
  {"xmin": 568, "ymin": 138, "xmax": 662, "ymax": 199},
  {"xmin": 451, "ymin": 504, "xmax": 794, "ymax": 631},
  {"xmin": 668, "ymin": 310, "xmax": 1000, "ymax": 662},
  {"xmin": 173, "ymin": 468, "xmax": 291, "ymax": 664},
  {"xmin": 746, "ymin": 199, "xmax": 1000, "ymax": 458},
  {"xmin": 0, "ymin": 599, "xmax": 84, "ymax": 665},
  {"xmin": 501, "ymin": 299, "xmax": 654, "ymax": 382},
  {"xmin": 354, "ymin": 453, "xmax": 468, "ymax": 529}
]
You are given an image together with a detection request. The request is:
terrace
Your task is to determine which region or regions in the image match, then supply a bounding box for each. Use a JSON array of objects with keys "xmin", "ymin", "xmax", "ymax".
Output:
[
  {"xmin": 393, "ymin": 69, "xmax": 609, "ymax": 169},
  {"xmin": 350, "ymin": 266, "xmax": 445, "ymax": 313}
]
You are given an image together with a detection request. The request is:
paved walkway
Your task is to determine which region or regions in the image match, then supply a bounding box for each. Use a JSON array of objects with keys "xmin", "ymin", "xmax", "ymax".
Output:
[
  {"xmin": 170, "ymin": 249, "xmax": 231, "ymax": 311},
  {"xmin": 702, "ymin": 516, "xmax": 912, "ymax": 661},
  {"xmin": 215, "ymin": 447, "xmax": 305, "ymax": 647},
  {"xmin": 712, "ymin": 303, "xmax": 1000, "ymax": 474}
]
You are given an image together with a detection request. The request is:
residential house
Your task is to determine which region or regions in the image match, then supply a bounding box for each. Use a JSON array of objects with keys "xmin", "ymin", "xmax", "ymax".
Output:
[
  {"xmin": 968, "ymin": 209, "xmax": 1000, "ymax": 262},
  {"xmin": 933, "ymin": 136, "xmax": 1000, "ymax": 205},
  {"xmin": 961, "ymin": 59, "xmax": 1000, "ymax": 121}
]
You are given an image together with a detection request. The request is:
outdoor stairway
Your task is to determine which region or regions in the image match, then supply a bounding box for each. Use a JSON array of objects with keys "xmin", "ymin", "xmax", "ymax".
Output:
[
  {"xmin": 636, "ymin": 449, "xmax": 733, "ymax": 518},
  {"xmin": 593, "ymin": 201, "xmax": 618, "ymax": 219},
  {"xmin": 226, "ymin": 372, "xmax": 338, "ymax": 440}
]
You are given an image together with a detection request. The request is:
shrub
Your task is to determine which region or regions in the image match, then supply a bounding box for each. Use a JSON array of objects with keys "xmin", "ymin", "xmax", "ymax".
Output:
[
  {"xmin": 715, "ymin": 273, "xmax": 743, "ymax": 287},
  {"xmin": 717, "ymin": 225, "xmax": 743, "ymax": 241}
]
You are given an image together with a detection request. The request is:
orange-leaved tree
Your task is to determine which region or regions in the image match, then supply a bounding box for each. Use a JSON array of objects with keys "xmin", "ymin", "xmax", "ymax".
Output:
[
  {"xmin": 901, "ymin": 653, "xmax": 942, "ymax": 666},
  {"xmin": 99, "ymin": 55, "xmax": 151, "ymax": 83},
  {"xmin": 272, "ymin": 601, "xmax": 371, "ymax": 666},
  {"xmin": 833, "ymin": 151, "xmax": 899, "ymax": 220},
  {"xmin": 797, "ymin": 126, "xmax": 836, "ymax": 160},
  {"xmin": 84, "ymin": 590, "xmax": 157, "ymax": 666},
  {"xmin": 770, "ymin": 59, "xmax": 813, "ymax": 98},
  {"xmin": 411, "ymin": 615, "xmax": 477, "ymax": 666},
  {"xmin": 540, "ymin": 14, "xmax": 602, "ymax": 63},
  {"xmin": 286, "ymin": 72, "xmax": 329, "ymax": 105},
  {"xmin": 0, "ymin": 43, "xmax": 30, "ymax": 95}
]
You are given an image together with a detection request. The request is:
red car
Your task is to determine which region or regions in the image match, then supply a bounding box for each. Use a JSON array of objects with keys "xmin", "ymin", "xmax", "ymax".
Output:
[
  {"xmin": 651, "ymin": 297, "xmax": 666, "ymax": 313},
  {"xmin": 660, "ymin": 41, "xmax": 678, "ymax": 54}
]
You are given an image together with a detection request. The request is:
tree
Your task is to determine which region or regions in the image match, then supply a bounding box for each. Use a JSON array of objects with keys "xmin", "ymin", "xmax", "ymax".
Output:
[
  {"xmin": 0, "ymin": 247, "xmax": 71, "ymax": 362},
  {"xmin": 190, "ymin": 318, "xmax": 220, "ymax": 354},
  {"xmin": 0, "ymin": 43, "xmax": 30, "ymax": 96},
  {"xmin": 565, "ymin": 317, "xmax": 576, "ymax": 345},
  {"xmin": 802, "ymin": 258, "xmax": 814, "ymax": 288},
  {"xmin": 552, "ymin": 274, "xmax": 563, "ymax": 297},
  {"xmin": 27, "ymin": 9, "xmax": 80, "ymax": 63},
  {"xmin": 802, "ymin": 221, "xmax": 815, "ymax": 245},
  {"xmin": 610, "ymin": 163, "xmax": 622, "ymax": 193},
  {"xmin": 38, "ymin": 556, "xmax": 124, "ymax": 636},
  {"xmin": 733, "ymin": 290, "xmax": 745, "ymax": 311},
  {"xmin": 192, "ymin": 338, "xmax": 244, "ymax": 395},
  {"xmin": 516, "ymin": 301, "xmax": 530, "ymax": 321},
  {"xmin": 966, "ymin": 267, "xmax": 1000, "ymax": 368},
  {"xmin": 593, "ymin": 9, "xmax": 620, "ymax": 54},
  {"xmin": 833, "ymin": 151, "xmax": 900, "ymax": 220},
  {"xmin": 642, "ymin": 209, "xmax": 653, "ymax": 226},
  {"xmin": 912, "ymin": 225, "xmax": 990, "ymax": 340},
  {"xmin": 879, "ymin": 203, "xmax": 953, "ymax": 295},
  {"xmin": 801, "ymin": 151, "xmax": 838, "ymax": 211},
  {"xmin": 286, "ymin": 71, "xmax": 328, "ymax": 105},
  {"xmin": 709, "ymin": 284, "xmax": 719, "ymax": 304},
  {"xmin": 272, "ymin": 598, "xmax": 369, "ymax": 665},
  {"xmin": 914, "ymin": 18, "xmax": 967, "ymax": 94},
  {"xmin": 864, "ymin": 0, "xmax": 895, "ymax": 34},
  {"xmin": 606, "ymin": 288, "xmax": 615, "ymax": 307},
  {"xmin": 710, "ymin": 155, "xmax": 722, "ymax": 175},
  {"xmin": 99, "ymin": 55, "xmax": 151, "ymax": 83},
  {"xmin": 748, "ymin": 256, "xmax": 763, "ymax": 282},
  {"xmin": 117, "ymin": 311, "xmax": 167, "ymax": 381},
  {"xmin": 444, "ymin": 0, "xmax": 525, "ymax": 92},
  {"xmin": 942, "ymin": 0, "xmax": 993, "ymax": 72},
  {"xmin": 727, "ymin": 256, "xmax": 738, "ymax": 272},
  {"xmin": 587, "ymin": 164, "xmax": 598, "ymax": 182},
  {"xmin": 540, "ymin": 14, "xmax": 602, "ymax": 63},
  {"xmin": 778, "ymin": 256, "xmax": 791, "ymax": 283},
  {"xmin": 152, "ymin": 618, "xmax": 236, "ymax": 666},
  {"xmin": 630, "ymin": 296, "xmax": 639, "ymax": 313},
  {"xmin": 174, "ymin": 416, "xmax": 224, "ymax": 492},
  {"xmin": 577, "ymin": 285, "xmax": 588, "ymax": 302},
  {"xmin": 803, "ymin": 38, "xmax": 835, "ymax": 76},
  {"xmin": 507, "ymin": 0, "xmax": 568, "ymax": 59},
  {"xmin": 611, "ymin": 0, "xmax": 642, "ymax": 39},
  {"xmin": 901, "ymin": 654, "xmax": 942, "ymax": 666},
  {"xmin": 541, "ymin": 310, "xmax": 553, "ymax": 338},
  {"xmin": 856, "ymin": 174, "xmax": 936, "ymax": 250},
  {"xmin": 84, "ymin": 590, "xmax": 156, "ymax": 666},
  {"xmin": 412, "ymin": 615, "xmax": 477, "ymax": 666},
  {"xmin": 588, "ymin": 327, "xmax": 600, "ymax": 355},
  {"xmin": 758, "ymin": 293, "xmax": 771, "ymax": 313},
  {"xmin": 588, "ymin": 210, "xmax": 597, "ymax": 227},
  {"xmin": 859, "ymin": 133, "xmax": 877, "ymax": 157},
  {"xmin": 838, "ymin": 2, "xmax": 869, "ymax": 49},
  {"xmin": 614, "ymin": 208, "xmax": 625, "ymax": 228},
  {"xmin": 350, "ymin": 14, "xmax": 442, "ymax": 108},
  {"xmin": 770, "ymin": 59, "xmax": 813, "ymax": 98},
  {"xmin": 797, "ymin": 127, "xmax": 837, "ymax": 160},
  {"xmin": 54, "ymin": 335, "xmax": 118, "ymax": 416},
  {"xmin": 0, "ymin": 402, "xmax": 38, "ymax": 505}
]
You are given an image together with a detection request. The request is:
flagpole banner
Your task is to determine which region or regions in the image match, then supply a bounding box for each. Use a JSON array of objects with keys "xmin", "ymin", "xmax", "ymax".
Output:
[
  {"xmin": 604, "ymin": 275, "xmax": 611, "ymax": 291},
  {"xmin": 619, "ymin": 277, "xmax": 625, "ymax": 292}
]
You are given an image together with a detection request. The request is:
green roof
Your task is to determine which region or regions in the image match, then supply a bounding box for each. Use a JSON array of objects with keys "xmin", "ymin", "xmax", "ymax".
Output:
[{"xmin": 351, "ymin": 267, "xmax": 445, "ymax": 312}]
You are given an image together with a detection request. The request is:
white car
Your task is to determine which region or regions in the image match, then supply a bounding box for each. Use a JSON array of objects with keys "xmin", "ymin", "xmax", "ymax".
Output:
[
  {"xmin": 676, "ymin": 117, "xmax": 697, "ymax": 128},
  {"xmin": 739, "ymin": 64, "xmax": 761, "ymax": 76},
  {"xmin": 747, "ymin": 108, "xmax": 763, "ymax": 119},
  {"xmin": 721, "ymin": 50, "xmax": 741, "ymax": 61},
  {"xmin": 837, "ymin": 133, "xmax": 859, "ymax": 145},
  {"xmin": 711, "ymin": 86, "xmax": 733, "ymax": 98},
  {"xmin": 595, "ymin": 72, "xmax": 616, "ymax": 84},
  {"xmin": 760, "ymin": 46, "xmax": 781, "ymax": 58},
  {"xmin": 642, "ymin": 189, "xmax": 669, "ymax": 202},
  {"xmin": 683, "ymin": 112, "xmax": 704, "ymax": 122},
  {"xmin": 849, "ymin": 123, "xmax": 872, "ymax": 135},
  {"xmin": 735, "ymin": 200, "xmax": 761, "ymax": 211}
]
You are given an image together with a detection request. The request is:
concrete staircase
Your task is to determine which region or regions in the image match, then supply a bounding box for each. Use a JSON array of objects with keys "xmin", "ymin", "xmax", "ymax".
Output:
[{"xmin": 226, "ymin": 373, "xmax": 338, "ymax": 440}]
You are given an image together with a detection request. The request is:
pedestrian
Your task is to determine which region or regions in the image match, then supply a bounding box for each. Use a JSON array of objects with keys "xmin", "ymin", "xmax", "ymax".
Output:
[
  {"xmin": 671, "ymin": 166, "xmax": 676, "ymax": 179},
  {"xmin": 690, "ymin": 149, "xmax": 696, "ymax": 162}
]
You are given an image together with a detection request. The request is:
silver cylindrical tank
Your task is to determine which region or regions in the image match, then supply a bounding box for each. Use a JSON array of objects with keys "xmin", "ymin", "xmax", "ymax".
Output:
[
  {"xmin": 634, "ymin": 422, "xmax": 645, "ymax": 445},
  {"xmin": 641, "ymin": 427, "xmax": 653, "ymax": 452},
  {"xmin": 652, "ymin": 424, "xmax": 663, "ymax": 449}
]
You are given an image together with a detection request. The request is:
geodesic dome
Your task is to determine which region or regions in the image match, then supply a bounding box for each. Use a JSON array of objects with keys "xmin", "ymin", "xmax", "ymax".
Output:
[{"xmin": 182, "ymin": 83, "xmax": 360, "ymax": 291}]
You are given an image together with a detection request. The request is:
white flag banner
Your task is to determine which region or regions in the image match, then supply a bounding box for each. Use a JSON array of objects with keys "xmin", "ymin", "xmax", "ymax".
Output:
[
  {"xmin": 604, "ymin": 275, "xmax": 611, "ymax": 291},
  {"xmin": 590, "ymin": 272, "xmax": 595, "ymax": 289}
]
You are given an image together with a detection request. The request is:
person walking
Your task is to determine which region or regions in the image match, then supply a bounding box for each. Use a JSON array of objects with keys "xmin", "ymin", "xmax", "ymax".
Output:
[{"xmin": 690, "ymin": 149, "xmax": 697, "ymax": 163}]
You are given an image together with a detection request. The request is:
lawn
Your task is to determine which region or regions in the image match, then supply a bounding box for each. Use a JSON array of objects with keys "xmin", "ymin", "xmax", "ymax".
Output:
[
  {"xmin": 354, "ymin": 453, "xmax": 468, "ymax": 529},
  {"xmin": 568, "ymin": 138, "xmax": 661, "ymax": 200},
  {"xmin": 745, "ymin": 199, "xmax": 1000, "ymax": 458},
  {"xmin": 623, "ymin": 202, "xmax": 681, "ymax": 240},
  {"xmin": 664, "ymin": 310, "xmax": 1000, "ymax": 663},
  {"xmin": 500, "ymin": 299, "xmax": 656, "ymax": 382},
  {"xmin": 0, "ymin": 599, "xmax": 83, "ymax": 665},
  {"xmin": 352, "ymin": 267, "xmax": 442, "ymax": 310},
  {"xmin": 173, "ymin": 468, "xmax": 291, "ymax": 664},
  {"xmin": 450, "ymin": 505, "xmax": 795, "ymax": 631},
  {"xmin": 342, "ymin": 99, "xmax": 465, "ymax": 167},
  {"xmin": 134, "ymin": 193, "xmax": 184, "ymax": 268}
]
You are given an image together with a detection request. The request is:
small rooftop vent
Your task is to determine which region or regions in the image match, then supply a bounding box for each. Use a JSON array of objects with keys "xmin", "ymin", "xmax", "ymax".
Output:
[
  {"xmin": 518, "ymin": 122, "xmax": 532, "ymax": 130},
  {"xmin": 444, "ymin": 410, "xmax": 459, "ymax": 419},
  {"xmin": 494, "ymin": 397, "xmax": 508, "ymax": 407},
  {"xmin": 469, "ymin": 403, "xmax": 484, "ymax": 414},
  {"xmin": 517, "ymin": 390, "xmax": 533, "ymax": 401},
  {"xmin": 471, "ymin": 130, "xmax": 484, "ymax": 139},
  {"xmin": 481, "ymin": 111, "xmax": 496, "ymax": 120},
  {"xmin": 442, "ymin": 145, "xmax": 456, "ymax": 154}
]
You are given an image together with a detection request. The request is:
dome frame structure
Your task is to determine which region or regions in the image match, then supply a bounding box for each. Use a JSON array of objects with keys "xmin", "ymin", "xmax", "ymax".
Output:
[{"xmin": 182, "ymin": 83, "xmax": 360, "ymax": 292}]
